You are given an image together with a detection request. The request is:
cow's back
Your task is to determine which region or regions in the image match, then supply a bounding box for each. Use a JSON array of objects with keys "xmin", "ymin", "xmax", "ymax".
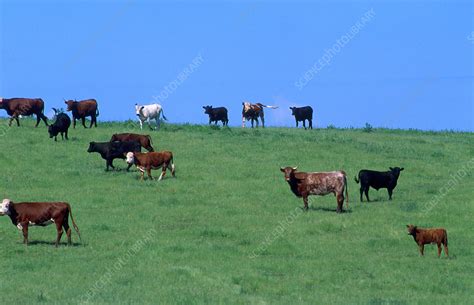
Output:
[
  {"xmin": 77, "ymin": 99, "xmax": 97, "ymax": 115},
  {"xmin": 305, "ymin": 171, "xmax": 345, "ymax": 195},
  {"xmin": 1, "ymin": 98, "xmax": 44, "ymax": 115}
]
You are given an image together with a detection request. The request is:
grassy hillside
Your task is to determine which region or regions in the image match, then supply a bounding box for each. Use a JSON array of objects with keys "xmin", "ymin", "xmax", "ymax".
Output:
[{"xmin": 0, "ymin": 119, "xmax": 473, "ymax": 305}]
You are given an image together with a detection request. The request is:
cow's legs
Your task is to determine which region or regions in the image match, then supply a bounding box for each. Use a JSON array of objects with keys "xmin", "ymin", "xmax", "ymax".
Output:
[
  {"xmin": 92, "ymin": 114, "xmax": 97, "ymax": 127},
  {"xmin": 55, "ymin": 222, "xmax": 63, "ymax": 247},
  {"xmin": 303, "ymin": 120, "xmax": 306, "ymax": 130},
  {"xmin": 360, "ymin": 187, "xmax": 364, "ymax": 202},
  {"xmin": 242, "ymin": 116, "xmax": 245, "ymax": 128},
  {"xmin": 146, "ymin": 167, "xmax": 153, "ymax": 180},
  {"xmin": 81, "ymin": 117, "xmax": 87, "ymax": 128},
  {"xmin": 126, "ymin": 162, "xmax": 133, "ymax": 171},
  {"xmin": 309, "ymin": 119, "xmax": 313, "ymax": 129},
  {"xmin": 106, "ymin": 159, "xmax": 115, "ymax": 171},
  {"xmin": 419, "ymin": 244, "xmax": 424, "ymax": 256},
  {"xmin": 148, "ymin": 118, "xmax": 153, "ymax": 130},
  {"xmin": 60, "ymin": 132, "xmax": 64, "ymax": 140},
  {"xmin": 388, "ymin": 188, "xmax": 393, "ymax": 200},
  {"xmin": 443, "ymin": 244, "xmax": 449, "ymax": 257},
  {"xmin": 138, "ymin": 119, "xmax": 143, "ymax": 130},
  {"xmin": 89, "ymin": 116, "xmax": 94, "ymax": 128},
  {"xmin": 65, "ymin": 129, "xmax": 69, "ymax": 140},
  {"xmin": 155, "ymin": 117, "xmax": 160, "ymax": 129},
  {"xmin": 158, "ymin": 167, "xmax": 166, "ymax": 181},
  {"xmin": 303, "ymin": 196, "xmax": 309, "ymax": 211},
  {"xmin": 73, "ymin": 118, "xmax": 76, "ymax": 128},
  {"xmin": 336, "ymin": 194, "xmax": 344, "ymax": 213},
  {"xmin": 364, "ymin": 187, "xmax": 370, "ymax": 202},
  {"xmin": 437, "ymin": 243, "xmax": 442, "ymax": 257},
  {"xmin": 261, "ymin": 114, "xmax": 265, "ymax": 128},
  {"xmin": 22, "ymin": 223, "xmax": 29, "ymax": 245},
  {"xmin": 168, "ymin": 162, "xmax": 176, "ymax": 177},
  {"xmin": 296, "ymin": 120, "xmax": 298, "ymax": 128},
  {"xmin": 35, "ymin": 114, "xmax": 41, "ymax": 127},
  {"xmin": 63, "ymin": 221, "xmax": 72, "ymax": 245},
  {"xmin": 39, "ymin": 113, "xmax": 48, "ymax": 126}
]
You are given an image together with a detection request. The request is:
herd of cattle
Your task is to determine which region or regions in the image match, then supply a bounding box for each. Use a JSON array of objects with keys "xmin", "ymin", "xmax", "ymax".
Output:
[{"xmin": 0, "ymin": 97, "xmax": 449, "ymax": 257}]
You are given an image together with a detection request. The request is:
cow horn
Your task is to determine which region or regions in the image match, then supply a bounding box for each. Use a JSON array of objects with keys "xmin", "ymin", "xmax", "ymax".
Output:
[{"xmin": 292, "ymin": 167, "xmax": 298, "ymax": 170}]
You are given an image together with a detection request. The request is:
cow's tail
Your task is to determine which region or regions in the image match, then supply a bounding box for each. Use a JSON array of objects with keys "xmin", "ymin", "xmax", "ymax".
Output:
[
  {"xmin": 257, "ymin": 103, "xmax": 278, "ymax": 109},
  {"xmin": 67, "ymin": 203, "xmax": 82, "ymax": 242},
  {"xmin": 169, "ymin": 153, "xmax": 176, "ymax": 176},
  {"xmin": 354, "ymin": 175, "xmax": 359, "ymax": 184},
  {"xmin": 161, "ymin": 109, "xmax": 168, "ymax": 121}
]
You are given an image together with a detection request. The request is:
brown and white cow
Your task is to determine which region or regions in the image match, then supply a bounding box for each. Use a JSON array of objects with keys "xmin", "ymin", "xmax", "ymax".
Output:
[
  {"xmin": 0, "ymin": 199, "xmax": 81, "ymax": 247},
  {"xmin": 242, "ymin": 102, "xmax": 278, "ymax": 128},
  {"xmin": 280, "ymin": 167, "xmax": 348, "ymax": 212},
  {"xmin": 0, "ymin": 97, "xmax": 49, "ymax": 127},
  {"xmin": 65, "ymin": 99, "xmax": 99, "ymax": 128},
  {"xmin": 110, "ymin": 133, "xmax": 154, "ymax": 152},
  {"xmin": 406, "ymin": 224, "xmax": 448, "ymax": 257},
  {"xmin": 126, "ymin": 151, "xmax": 175, "ymax": 181}
]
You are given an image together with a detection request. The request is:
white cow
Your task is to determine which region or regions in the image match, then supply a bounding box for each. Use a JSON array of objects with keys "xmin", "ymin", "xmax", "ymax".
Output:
[{"xmin": 135, "ymin": 103, "xmax": 167, "ymax": 130}]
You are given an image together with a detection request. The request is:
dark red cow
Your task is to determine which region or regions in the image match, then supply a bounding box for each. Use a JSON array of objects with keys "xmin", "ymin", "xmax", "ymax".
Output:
[
  {"xmin": 0, "ymin": 97, "xmax": 48, "ymax": 127},
  {"xmin": 65, "ymin": 99, "xmax": 99, "ymax": 128}
]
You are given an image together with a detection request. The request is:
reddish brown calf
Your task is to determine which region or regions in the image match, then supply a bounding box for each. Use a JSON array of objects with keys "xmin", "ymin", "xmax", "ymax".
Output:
[
  {"xmin": 110, "ymin": 133, "xmax": 154, "ymax": 151},
  {"xmin": 406, "ymin": 224, "xmax": 448, "ymax": 257},
  {"xmin": 126, "ymin": 151, "xmax": 175, "ymax": 181},
  {"xmin": 0, "ymin": 199, "xmax": 81, "ymax": 247}
]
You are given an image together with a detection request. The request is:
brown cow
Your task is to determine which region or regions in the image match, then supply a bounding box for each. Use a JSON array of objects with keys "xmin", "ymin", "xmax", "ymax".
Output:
[
  {"xmin": 126, "ymin": 151, "xmax": 175, "ymax": 181},
  {"xmin": 65, "ymin": 99, "xmax": 99, "ymax": 128},
  {"xmin": 0, "ymin": 97, "xmax": 48, "ymax": 127},
  {"xmin": 0, "ymin": 199, "xmax": 81, "ymax": 247},
  {"xmin": 242, "ymin": 102, "xmax": 278, "ymax": 128},
  {"xmin": 110, "ymin": 133, "xmax": 154, "ymax": 151},
  {"xmin": 280, "ymin": 167, "xmax": 348, "ymax": 212},
  {"xmin": 406, "ymin": 224, "xmax": 448, "ymax": 257}
]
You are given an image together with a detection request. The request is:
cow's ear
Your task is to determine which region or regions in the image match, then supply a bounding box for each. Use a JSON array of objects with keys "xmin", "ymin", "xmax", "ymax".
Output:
[
  {"xmin": 389, "ymin": 167, "xmax": 394, "ymax": 171},
  {"xmin": 400, "ymin": 167, "xmax": 404, "ymax": 171},
  {"xmin": 406, "ymin": 225, "xmax": 409, "ymax": 228},
  {"xmin": 280, "ymin": 167, "xmax": 285, "ymax": 172}
]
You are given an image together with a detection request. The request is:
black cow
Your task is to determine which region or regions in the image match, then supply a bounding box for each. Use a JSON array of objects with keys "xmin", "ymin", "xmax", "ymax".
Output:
[
  {"xmin": 203, "ymin": 106, "xmax": 228, "ymax": 126},
  {"xmin": 48, "ymin": 110, "xmax": 71, "ymax": 141},
  {"xmin": 290, "ymin": 106, "xmax": 313, "ymax": 129},
  {"xmin": 87, "ymin": 141, "xmax": 141, "ymax": 171},
  {"xmin": 355, "ymin": 167, "xmax": 404, "ymax": 201}
]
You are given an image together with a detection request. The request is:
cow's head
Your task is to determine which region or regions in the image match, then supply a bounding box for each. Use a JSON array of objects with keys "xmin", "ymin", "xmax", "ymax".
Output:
[
  {"xmin": 87, "ymin": 142, "xmax": 96, "ymax": 153},
  {"xmin": 64, "ymin": 100, "xmax": 76, "ymax": 111},
  {"xmin": 48, "ymin": 125, "xmax": 59, "ymax": 138},
  {"xmin": 125, "ymin": 152, "xmax": 135, "ymax": 164},
  {"xmin": 389, "ymin": 167, "xmax": 404, "ymax": 178},
  {"xmin": 0, "ymin": 199, "xmax": 11, "ymax": 216},
  {"xmin": 135, "ymin": 104, "xmax": 144, "ymax": 117},
  {"xmin": 289, "ymin": 107, "xmax": 296, "ymax": 115},
  {"xmin": 406, "ymin": 224, "xmax": 417, "ymax": 236},
  {"xmin": 0, "ymin": 98, "xmax": 4, "ymax": 109},
  {"xmin": 280, "ymin": 166, "xmax": 298, "ymax": 182},
  {"xmin": 242, "ymin": 102, "xmax": 251, "ymax": 113},
  {"xmin": 203, "ymin": 106, "xmax": 212, "ymax": 114}
]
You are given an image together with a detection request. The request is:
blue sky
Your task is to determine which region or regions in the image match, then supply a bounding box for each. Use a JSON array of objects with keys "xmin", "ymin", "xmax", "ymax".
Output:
[{"xmin": 1, "ymin": 0, "xmax": 472, "ymax": 130}]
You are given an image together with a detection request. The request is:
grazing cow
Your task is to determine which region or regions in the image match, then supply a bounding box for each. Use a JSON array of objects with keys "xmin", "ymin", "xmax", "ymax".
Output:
[
  {"xmin": 65, "ymin": 99, "xmax": 99, "ymax": 128},
  {"xmin": 0, "ymin": 97, "xmax": 48, "ymax": 127},
  {"xmin": 135, "ymin": 103, "xmax": 167, "ymax": 130},
  {"xmin": 0, "ymin": 199, "xmax": 81, "ymax": 247},
  {"xmin": 126, "ymin": 151, "xmax": 175, "ymax": 181},
  {"xmin": 48, "ymin": 111, "xmax": 71, "ymax": 141},
  {"xmin": 203, "ymin": 105, "xmax": 228, "ymax": 126},
  {"xmin": 280, "ymin": 167, "xmax": 348, "ymax": 212},
  {"xmin": 290, "ymin": 106, "xmax": 313, "ymax": 129},
  {"xmin": 88, "ymin": 141, "xmax": 141, "ymax": 171},
  {"xmin": 242, "ymin": 102, "xmax": 278, "ymax": 128},
  {"xmin": 110, "ymin": 133, "xmax": 154, "ymax": 152},
  {"xmin": 406, "ymin": 225, "xmax": 448, "ymax": 257},
  {"xmin": 355, "ymin": 167, "xmax": 404, "ymax": 201}
]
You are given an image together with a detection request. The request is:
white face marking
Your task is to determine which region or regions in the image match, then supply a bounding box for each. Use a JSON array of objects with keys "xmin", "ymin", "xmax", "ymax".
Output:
[
  {"xmin": 126, "ymin": 152, "xmax": 134, "ymax": 164},
  {"xmin": 0, "ymin": 199, "xmax": 11, "ymax": 215}
]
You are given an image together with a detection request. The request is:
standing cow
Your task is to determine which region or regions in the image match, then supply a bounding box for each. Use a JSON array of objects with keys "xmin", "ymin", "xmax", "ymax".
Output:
[
  {"xmin": 126, "ymin": 151, "xmax": 175, "ymax": 181},
  {"xmin": 65, "ymin": 99, "xmax": 99, "ymax": 128},
  {"xmin": 355, "ymin": 167, "xmax": 404, "ymax": 201},
  {"xmin": 0, "ymin": 98, "xmax": 48, "ymax": 127},
  {"xmin": 110, "ymin": 133, "xmax": 154, "ymax": 152},
  {"xmin": 203, "ymin": 105, "xmax": 228, "ymax": 126},
  {"xmin": 0, "ymin": 199, "xmax": 81, "ymax": 247},
  {"xmin": 242, "ymin": 102, "xmax": 278, "ymax": 128},
  {"xmin": 290, "ymin": 106, "xmax": 313, "ymax": 129},
  {"xmin": 280, "ymin": 167, "xmax": 348, "ymax": 212},
  {"xmin": 48, "ymin": 110, "xmax": 71, "ymax": 141},
  {"xmin": 135, "ymin": 103, "xmax": 167, "ymax": 130}
]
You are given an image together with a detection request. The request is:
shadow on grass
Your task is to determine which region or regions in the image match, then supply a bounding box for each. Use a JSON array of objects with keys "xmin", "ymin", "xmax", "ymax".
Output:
[
  {"xmin": 306, "ymin": 206, "xmax": 353, "ymax": 213},
  {"xmin": 23, "ymin": 240, "xmax": 83, "ymax": 247}
]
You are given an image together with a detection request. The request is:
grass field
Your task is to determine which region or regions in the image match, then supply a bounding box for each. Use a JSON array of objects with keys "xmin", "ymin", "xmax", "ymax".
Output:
[{"xmin": 0, "ymin": 119, "xmax": 473, "ymax": 305}]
